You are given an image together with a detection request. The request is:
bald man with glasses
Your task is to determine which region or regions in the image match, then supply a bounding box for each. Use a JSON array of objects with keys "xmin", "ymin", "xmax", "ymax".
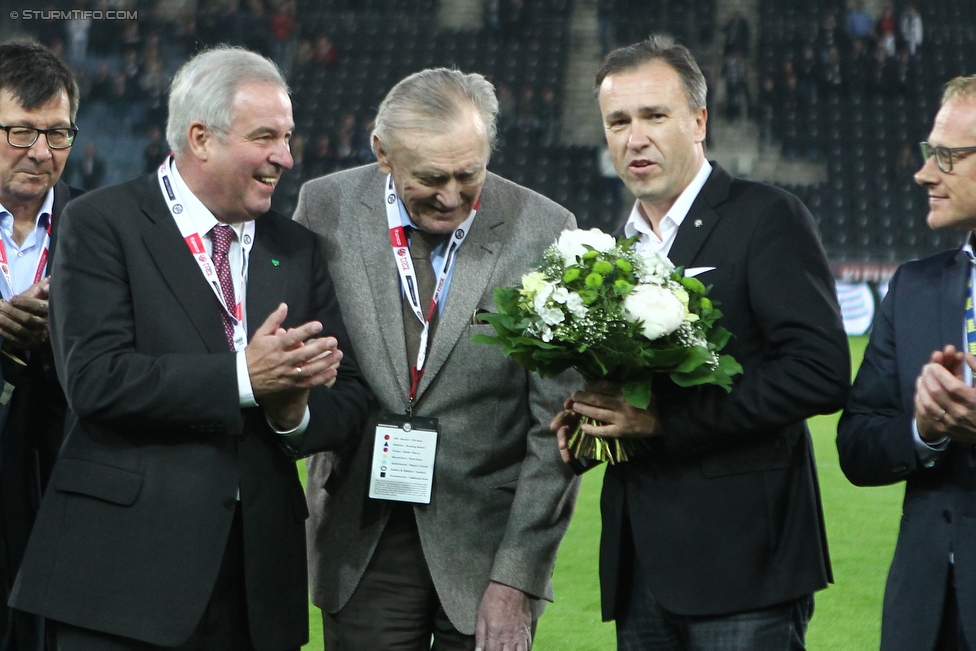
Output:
[{"xmin": 839, "ymin": 74, "xmax": 976, "ymax": 651}]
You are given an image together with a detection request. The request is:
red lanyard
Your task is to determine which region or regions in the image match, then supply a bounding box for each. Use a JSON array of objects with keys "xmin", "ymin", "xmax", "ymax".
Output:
[
  {"xmin": 384, "ymin": 174, "xmax": 477, "ymax": 404},
  {"xmin": 0, "ymin": 216, "xmax": 51, "ymax": 297}
]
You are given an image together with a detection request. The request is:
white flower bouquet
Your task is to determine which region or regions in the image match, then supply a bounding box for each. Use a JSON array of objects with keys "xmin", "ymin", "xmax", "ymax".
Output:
[{"xmin": 473, "ymin": 228, "xmax": 742, "ymax": 464}]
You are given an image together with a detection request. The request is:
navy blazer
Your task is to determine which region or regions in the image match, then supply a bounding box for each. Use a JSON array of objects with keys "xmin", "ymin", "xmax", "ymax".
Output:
[{"xmin": 838, "ymin": 247, "xmax": 976, "ymax": 651}]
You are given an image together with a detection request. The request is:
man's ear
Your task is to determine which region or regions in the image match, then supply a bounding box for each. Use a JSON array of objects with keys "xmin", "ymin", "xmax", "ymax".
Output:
[
  {"xmin": 374, "ymin": 134, "xmax": 392, "ymax": 174},
  {"xmin": 186, "ymin": 121, "xmax": 210, "ymax": 161}
]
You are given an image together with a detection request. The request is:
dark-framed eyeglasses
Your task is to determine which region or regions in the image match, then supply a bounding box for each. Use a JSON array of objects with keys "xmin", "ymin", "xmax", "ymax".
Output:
[
  {"xmin": 0, "ymin": 123, "xmax": 78, "ymax": 150},
  {"xmin": 920, "ymin": 141, "xmax": 976, "ymax": 173}
]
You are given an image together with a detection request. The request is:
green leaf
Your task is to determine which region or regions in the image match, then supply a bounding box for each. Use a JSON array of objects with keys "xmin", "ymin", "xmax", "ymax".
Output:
[{"xmin": 622, "ymin": 380, "xmax": 653, "ymax": 409}]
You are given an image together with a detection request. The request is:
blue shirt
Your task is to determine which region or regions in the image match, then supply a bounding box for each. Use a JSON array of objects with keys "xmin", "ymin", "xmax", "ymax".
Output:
[
  {"xmin": 0, "ymin": 189, "xmax": 54, "ymax": 299},
  {"xmin": 397, "ymin": 197, "xmax": 459, "ymax": 317}
]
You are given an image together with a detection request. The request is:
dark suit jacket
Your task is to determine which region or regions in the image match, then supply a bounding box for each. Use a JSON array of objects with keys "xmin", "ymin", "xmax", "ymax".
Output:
[
  {"xmin": 9, "ymin": 174, "xmax": 372, "ymax": 651},
  {"xmin": 837, "ymin": 248, "xmax": 976, "ymax": 651},
  {"xmin": 600, "ymin": 163, "xmax": 850, "ymax": 619},
  {"xmin": 0, "ymin": 179, "xmax": 81, "ymax": 640}
]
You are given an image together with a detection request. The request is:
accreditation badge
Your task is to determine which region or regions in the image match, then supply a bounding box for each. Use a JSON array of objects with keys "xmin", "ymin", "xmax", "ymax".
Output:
[{"xmin": 368, "ymin": 413, "xmax": 438, "ymax": 504}]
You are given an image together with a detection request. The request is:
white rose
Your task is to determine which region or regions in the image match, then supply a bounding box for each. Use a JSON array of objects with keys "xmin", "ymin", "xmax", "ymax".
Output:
[
  {"xmin": 555, "ymin": 228, "xmax": 616, "ymax": 267},
  {"xmin": 623, "ymin": 284, "xmax": 685, "ymax": 340}
]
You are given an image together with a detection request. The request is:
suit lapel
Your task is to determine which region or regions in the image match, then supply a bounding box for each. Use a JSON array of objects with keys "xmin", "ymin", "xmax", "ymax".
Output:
[
  {"xmin": 667, "ymin": 164, "xmax": 732, "ymax": 268},
  {"xmin": 356, "ymin": 169, "xmax": 413, "ymax": 404},
  {"xmin": 246, "ymin": 218, "xmax": 286, "ymax": 338},
  {"xmin": 139, "ymin": 177, "xmax": 229, "ymax": 354},
  {"xmin": 415, "ymin": 176, "xmax": 505, "ymax": 400},
  {"xmin": 941, "ymin": 249, "xmax": 969, "ymax": 351}
]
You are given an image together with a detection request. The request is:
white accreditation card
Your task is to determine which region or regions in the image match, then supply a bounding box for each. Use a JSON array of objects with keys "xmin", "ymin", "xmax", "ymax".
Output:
[{"xmin": 368, "ymin": 414, "xmax": 438, "ymax": 504}]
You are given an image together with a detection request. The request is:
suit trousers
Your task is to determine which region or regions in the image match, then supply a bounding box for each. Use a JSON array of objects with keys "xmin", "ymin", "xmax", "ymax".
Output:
[
  {"xmin": 55, "ymin": 505, "xmax": 282, "ymax": 651},
  {"xmin": 615, "ymin": 533, "xmax": 813, "ymax": 651},
  {"xmin": 935, "ymin": 565, "xmax": 973, "ymax": 651},
  {"xmin": 322, "ymin": 503, "xmax": 473, "ymax": 651}
]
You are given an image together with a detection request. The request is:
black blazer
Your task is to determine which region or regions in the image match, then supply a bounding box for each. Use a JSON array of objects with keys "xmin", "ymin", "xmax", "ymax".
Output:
[
  {"xmin": 10, "ymin": 174, "xmax": 372, "ymax": 650},
  {"xmin": 600, "ymin": 164, "xmax": 850, "ymax": 619},
  {"xmin": 837, "ymin": 248, "xmax": 976, "ymax": 651},
  {"xmin": 0, "ymin": 179, "xmax": 81, "ymax": 606}
]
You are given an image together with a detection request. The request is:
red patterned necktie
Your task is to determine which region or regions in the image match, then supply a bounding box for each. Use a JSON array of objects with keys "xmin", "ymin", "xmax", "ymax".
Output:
[{"xmin": 210, "ymin": 224, "xmax": 237, "ymax": 351}]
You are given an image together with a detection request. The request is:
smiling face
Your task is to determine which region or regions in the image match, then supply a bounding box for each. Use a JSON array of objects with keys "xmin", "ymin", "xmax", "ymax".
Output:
[
  {"xmin": 598, "ymin": 60, "xmax": 706, "ymax": 226},
  {"xmin": 375, "ymin": 106, "xmax": 489, "ymax": 235},
  {"xmin": 914, "ymin": 96, "xmax": 976, "ymax": 233},
  {"xmin": 0, "ymin": 87, "xmax": 72, "ymax": 218},
  {"xmin": 184, "ymin": 81, "xmax": 294, "ymax": 223}
]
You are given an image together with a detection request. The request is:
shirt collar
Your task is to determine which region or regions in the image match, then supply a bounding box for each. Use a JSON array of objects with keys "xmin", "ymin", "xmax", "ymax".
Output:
[
  {"xmin": 0, "ymin": 187, "xmax": 54, "ymax": 232},
  {"xmin": 624, "ymin": 159, "xmax": 712, "ymax": 239},
  {"xmin": 170, "ymin": 158, "xmax": 243, "ymax": 239}
]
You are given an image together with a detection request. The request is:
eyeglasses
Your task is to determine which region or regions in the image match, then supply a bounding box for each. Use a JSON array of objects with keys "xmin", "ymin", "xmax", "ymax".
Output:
[
  {"xmin": 0, "ymin": 123, "xmax": 78, "ymax": 150},
  {"xmin": 920, "ymin": 141, "xmax": 976, "ymax": 173}
]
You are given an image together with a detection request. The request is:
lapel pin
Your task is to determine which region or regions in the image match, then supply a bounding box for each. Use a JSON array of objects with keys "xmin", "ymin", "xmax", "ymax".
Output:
[
  {"xmin": 271, "ymin": 259, "xmax": 280, "ymax": 267},
  {"xmin": 694, "ymin": 219, "xmax": 703, "ymax": 228}
]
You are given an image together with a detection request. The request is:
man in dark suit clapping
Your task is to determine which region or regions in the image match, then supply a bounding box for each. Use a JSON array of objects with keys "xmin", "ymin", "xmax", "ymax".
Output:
[
  {"xmin": 0, "ymin": 40, "xmax": 83, "ymax": 651},
  {"xmin": 838, "ymin": 74, "xmax": 976, "ymax": 651},
  {"xmin": 9, "ymin": 46, "xmax": 372, "ymax": 651}
]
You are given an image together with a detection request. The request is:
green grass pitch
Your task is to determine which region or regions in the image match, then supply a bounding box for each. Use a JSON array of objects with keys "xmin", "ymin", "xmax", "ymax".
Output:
[{"xmin": 301, "ymin": 335, "xmax": 903, "ymax": 650}]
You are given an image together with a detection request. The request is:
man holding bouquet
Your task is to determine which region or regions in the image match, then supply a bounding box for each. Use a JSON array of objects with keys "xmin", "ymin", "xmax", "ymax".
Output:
[{"xmin": 554, "ymin": 36, "xmax": 850, "ymax": 650}]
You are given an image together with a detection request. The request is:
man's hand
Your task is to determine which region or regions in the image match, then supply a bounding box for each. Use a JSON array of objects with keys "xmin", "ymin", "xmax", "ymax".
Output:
[
  {"xmin": 0, "ymin": 277, "xmax": 51, "ymax": 351},
  {"xmin": 564, "ymin": 380, "xmax": 661, "ymax": 439},
  {"xmin": 245, "ymin": 303, "xmax": 344, "ymax": 429},
  {"xmin": 550, "ymin": 403, "xmax": 579, "ymax": 464},
  {"xmin": 914, "ymin": 345, "xmax": 976, "ymax": 445},
  {"xmin": 475, "ymin": 581, "xmax": 532, "ymax": 651}
]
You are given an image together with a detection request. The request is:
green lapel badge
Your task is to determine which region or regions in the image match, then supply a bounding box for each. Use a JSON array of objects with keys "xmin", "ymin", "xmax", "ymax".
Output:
[{"xmin": 271, "ymin": 259, "xmax": 280, "ymax": 267}]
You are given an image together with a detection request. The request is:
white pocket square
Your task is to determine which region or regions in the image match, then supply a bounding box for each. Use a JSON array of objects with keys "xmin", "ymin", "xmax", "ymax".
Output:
[{"xmin": 684, "ymin": 267, "xmax": 716, "ymax": 278}]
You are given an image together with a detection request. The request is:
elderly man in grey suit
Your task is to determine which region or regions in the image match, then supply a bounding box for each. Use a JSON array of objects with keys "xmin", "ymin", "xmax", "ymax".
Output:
[{"xmin": 294, "ymin": 68, "xmax": 580, "ymax": 651}]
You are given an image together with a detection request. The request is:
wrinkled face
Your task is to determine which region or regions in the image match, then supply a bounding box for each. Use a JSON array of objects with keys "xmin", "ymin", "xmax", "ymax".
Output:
[
  {"xmin": 0, "ymin": 88, "xmax": 72, "ymax": 213},
  {"xmin": 376, "ymin": 107, "xmax": 489, "ymax": 235},
  {"xmin": 915, "ymin": 97, "xmax": 976, "ymax": 233},
  {"xmin": 598, "ymin": 61, "xmax": 706, "ymax": 220},
  {"xmin": 197, "ymin": 82, "xmax": 294, "ymax": 223}
]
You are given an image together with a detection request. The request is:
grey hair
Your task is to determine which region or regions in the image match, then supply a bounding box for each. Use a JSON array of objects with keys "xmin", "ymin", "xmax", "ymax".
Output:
[
  {"xmin": 371, "ymin": 68, "xmax": 498, "ymax": 157},
  {"xmin": 166, "ymin": 46, "xmax": 289, "ymax": 156},
  {"xmin": 596, "ymin": 35, "xmax": 707, "ymax": 112}
]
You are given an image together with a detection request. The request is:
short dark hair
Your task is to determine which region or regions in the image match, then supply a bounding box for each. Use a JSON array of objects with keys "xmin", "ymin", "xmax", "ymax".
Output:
[
  {"xmin": 0, "ymin": 40, "xmax": 79, "ymax": 121},
  {"xmin": 595, "ymin": 35, "xmax": 707, "ymax": 111}
]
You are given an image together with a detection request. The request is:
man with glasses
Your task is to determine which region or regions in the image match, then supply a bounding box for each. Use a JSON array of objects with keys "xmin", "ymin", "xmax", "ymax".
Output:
[
  {"xmin": 0, "ymin": 40, "xmax": 82, "ymax": 651},
  {"xmin": 839, "ymin": 74, "xmax": 976, "ymax": 651}
]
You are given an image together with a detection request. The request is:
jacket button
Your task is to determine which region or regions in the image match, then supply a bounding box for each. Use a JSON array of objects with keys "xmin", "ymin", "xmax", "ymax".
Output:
[
  {"xmin": 224, "ymin": 498, "xmax": 236, "ymax": 510},
  {"xmin": 944, "ymin": 510, "xmax": 952, "ymax": 524}
]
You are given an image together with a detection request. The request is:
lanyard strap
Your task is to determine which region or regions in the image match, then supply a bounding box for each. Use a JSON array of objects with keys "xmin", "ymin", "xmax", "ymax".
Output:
[
  {"xmin": 157, "ymin": 157, "xmax": 254, "ymax": 324},
  {"xmin": 0, "ymin": 216, "xmax": 52, "ymax": 298},
  {"xmin": 967, "ymin": 260, "xmax": 976, "ymax": 355},
  {"xmin": 384, "ymin": 174, "xmax": 476, "ymax": 404}
]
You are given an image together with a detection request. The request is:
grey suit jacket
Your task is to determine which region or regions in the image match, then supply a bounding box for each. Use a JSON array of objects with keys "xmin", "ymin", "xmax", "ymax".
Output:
[{"xmin": 294, "ymin": 163, "xmax": 581, "ymax": 634}]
